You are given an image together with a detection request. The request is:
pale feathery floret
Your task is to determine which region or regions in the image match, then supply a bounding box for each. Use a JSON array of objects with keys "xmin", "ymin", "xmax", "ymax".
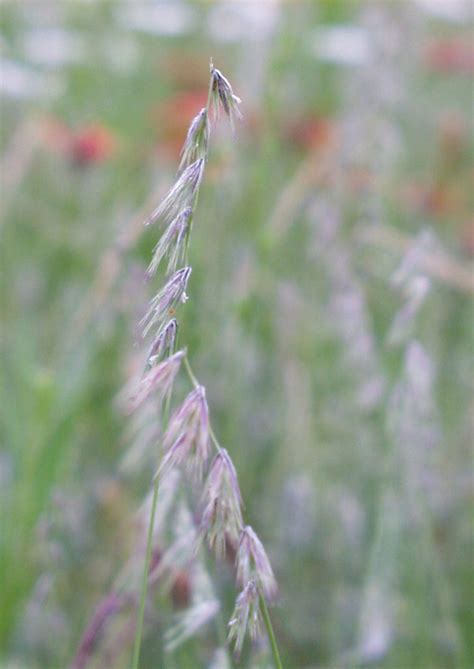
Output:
[
  {"xmin": 210, "ymin": 64, "xmax": 242, "ymax": 129},
  {"xmin": 140, "ymin": 267, "xmax": 191, "ymax": 337},
  {"xmin": 236, "ymin": 526, "xmax": 278, "ymax": 601},
  {"xmin": 178, "ymin": 108, "xmax": 210, "ymax": 172},
  {"xmin": 158, "ymin": 386, "xmax": 211, "ymax": 481},
  {"xmin": 147, "ymin": 207, "xmax": 192, "ymax": 278},
  {"xmin": 128, "ymin": 350, "xmax": 184, "ymax": 413},
  {"xmin": 228, "ymin": 580, "xmax": 262, "ymax": 658},
  {"xmin": 146, "ymin": 318, "xmax": 178, "ymax": 367},
  {"xmin": 144, "ymin": 159, "xmax": 204, "ymax": 227},
  {"xmin": 165, "ymin": 600, "xmax": 220, "ymax": 652},
  {"xmin": 200, "ymin": 449, "xmax": 243, "ymax": 558}
]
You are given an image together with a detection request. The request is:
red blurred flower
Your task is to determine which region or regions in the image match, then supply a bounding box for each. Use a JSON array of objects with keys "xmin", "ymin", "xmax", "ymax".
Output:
[
  {"xmin": 425, "ymin": 38, "xmax": 474, "ymax": 75},
  {"xmin": 40, "ymin": 117, "xmax": 117, "ymax": 166},
  {"xmin": 69, "ymin": 123, "xmax": 117, "ymax": 166},
  {"xmin": 283, "ymin": 115, "xmax": 336, "ymax": 152}
]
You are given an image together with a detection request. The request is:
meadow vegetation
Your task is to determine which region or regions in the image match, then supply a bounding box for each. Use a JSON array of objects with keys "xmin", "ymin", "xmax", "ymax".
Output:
[{"xmin": 1, "ymin": 2, "xmax": 473, "ymax": 668}]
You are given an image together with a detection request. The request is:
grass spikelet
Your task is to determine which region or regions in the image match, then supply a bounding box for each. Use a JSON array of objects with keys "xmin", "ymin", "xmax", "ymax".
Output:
[
  {"xmin": 146, "ymin": 207, "xmax": 192, "ymax": 278},
  {"xmin": 128, "ymin": 350, "xmax": 184, "ymax": 413},
  {"xmin": 144, "ymin": 158, "xmax": 204, "ymax": 227},
  {"xmin": 200, "ymin": 449, "xmax": 243, "ymax": 558},
  {"xmin": 140, "ymin": 267, "xmax": 192, "ymax": 337}
]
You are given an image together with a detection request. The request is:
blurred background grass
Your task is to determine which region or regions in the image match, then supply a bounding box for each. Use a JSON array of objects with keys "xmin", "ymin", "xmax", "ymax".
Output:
[{"xmin": 1, "ymin": 1, "xmax": 473, "ymax": 668}]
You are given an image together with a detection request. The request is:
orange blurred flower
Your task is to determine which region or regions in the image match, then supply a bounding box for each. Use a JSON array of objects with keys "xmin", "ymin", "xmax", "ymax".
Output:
[
  {"xmin": 69, "ymin": 123, "xmax": 117, "ymax": 166},
  {"xmin": 40, "ymin": 117, "xmax": 117, "ymax": 166},
  {"xmin": 283, "ymin": 115, "xmax": 336, "ymax": 152}
]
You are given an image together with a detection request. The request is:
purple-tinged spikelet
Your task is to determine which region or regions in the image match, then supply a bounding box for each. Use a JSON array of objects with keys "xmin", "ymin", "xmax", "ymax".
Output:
[
  {"xmin": 236, "ymin": 526, "xmax": 277, "ymax": 601},
  {"xmin": 145, "ymin": 159, "xmax": 204, "ymax": 227},
  {"xmin": 179, "ymin": 108, "xmax": 210, "ymax": 172},
  {"xmin": 147, "ymin": 207, "xmax": 192, "ymax": 278},
  {"xmin": 201, "ymin": 449, "xmax": 243, "ymax": 557},
  {"xmin": 147, "ymin": 318, "xmax": 178, "ymax": 367},
  {"xmin": 228, "ymin": 580, "xmax": 262, "ymax": 658},
  {"xmin": 158, "ymin": 386, "xmax": 211, "ymax": 481},
  {"xmin": 141, "ymin": 267, "xmax": 192, "ymax": 337},
  {"xmin": 128, "ymin": 350, "xmax": 184, "ymax": 413},
  {"xmin": 210, "ymin": 64, "xmax": 242, "ymax": 128}
]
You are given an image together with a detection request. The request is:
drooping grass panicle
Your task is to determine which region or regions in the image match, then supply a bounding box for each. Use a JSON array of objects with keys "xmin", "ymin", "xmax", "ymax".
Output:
[
  {"xmin": 131, "ymin": 62, "xmax": 282, "ymax": 669},
  {"xmin": 144, "ymin": 158, "xmax": 204, "ymax": 227},
  {"xmin": 140, "ymin": 267, "xmax": 192, "ymax": 337},
  {"xmin": 200, "ymin": 448, "xmax": 243, "ymax": 558}
]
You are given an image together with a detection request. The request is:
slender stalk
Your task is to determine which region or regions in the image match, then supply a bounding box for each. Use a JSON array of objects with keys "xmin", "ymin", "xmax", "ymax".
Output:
[
  {"xmin": 131, "ymin": 476, "xmax": 159, "ymax": 669},
  {"xmin": 183, "ymin": 354, "xmax": 200, "ymax": 389},
  {"xmin": 260, "ymin": 594, "xmax": 284, "ymax": 669},
  {"xmin": 131, "ymin": 387, "xmax": 173, "ymax": 669}
]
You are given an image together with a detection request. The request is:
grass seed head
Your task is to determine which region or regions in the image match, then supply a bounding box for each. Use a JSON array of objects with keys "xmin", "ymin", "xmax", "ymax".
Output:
[
  {"xmin": 147, "ymin": 207, "xmax": 192, "ymax": 278},
  {"xmin": 128, "ymin": 350, "xmax": 184, "ymax": 413},
  {"xmin": 147, "ymin": 318, "xmax": 178, "ymax": 366},
  {"xmin": 228, "ymin": 579, "xmax": 262, "ymax": 658},
  {"xmin": 144, "ymin": 159, "xmax": 204, "ymax": 227},
  {"xmin": 158, "ymin": 386, "xmax": 211, "ymax": 481},
  {"xmin": 201, "ymin": 449, "xmax": 243, "ymax": 558},
  {"xmin": 236, "ymin": 526, "xmax": 277, "ymax": 601},
  {"xmin": 210, "ymin": 64, "xmax": 242, "ymax": 129},
  {"xmin": 179, "ymin": 108, "xmax": 210, "ymax": 172},
  {"xmin": 140, "ymin": 267, "xmax": 192, "ymax": 337}
]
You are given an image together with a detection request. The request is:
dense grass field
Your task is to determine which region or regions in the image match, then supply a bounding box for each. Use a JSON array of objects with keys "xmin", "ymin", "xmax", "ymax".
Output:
[{"xmin": 1, "ymin": 2, "xmax": 473, "ymax": 668}]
